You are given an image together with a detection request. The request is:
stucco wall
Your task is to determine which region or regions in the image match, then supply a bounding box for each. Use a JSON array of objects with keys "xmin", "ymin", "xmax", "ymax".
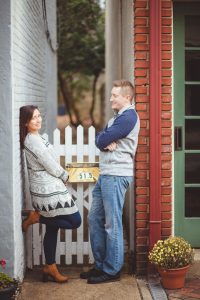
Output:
[{"xmin": 0, "ymin": 0, "xmax": 57, "ymax": 279}]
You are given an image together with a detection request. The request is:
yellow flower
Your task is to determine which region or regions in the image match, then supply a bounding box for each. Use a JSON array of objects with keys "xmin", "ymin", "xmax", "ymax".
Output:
[{"xmin": 148, "ymin": 236, "xmax": 194, "ymax": 269}]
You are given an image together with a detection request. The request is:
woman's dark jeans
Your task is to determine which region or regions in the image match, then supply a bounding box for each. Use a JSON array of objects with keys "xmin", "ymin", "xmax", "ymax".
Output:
[{"xmin": 40, "ymin": 211, "xmax": 81, "ymax": 265}]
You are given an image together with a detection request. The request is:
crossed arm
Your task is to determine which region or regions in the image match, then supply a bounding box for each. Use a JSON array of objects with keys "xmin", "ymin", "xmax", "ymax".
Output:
[{"xmin": 95, "ymin": 110, "xmax": 138, "ymax": 152}]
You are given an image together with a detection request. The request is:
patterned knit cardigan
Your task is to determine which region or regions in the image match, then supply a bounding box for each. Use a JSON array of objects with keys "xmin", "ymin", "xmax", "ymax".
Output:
[{"xmin": 24, "ymin": 133, "xmax": 78, "ymax": 217}]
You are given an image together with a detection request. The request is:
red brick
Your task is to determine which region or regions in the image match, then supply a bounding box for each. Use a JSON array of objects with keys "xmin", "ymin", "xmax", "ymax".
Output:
[
  {"xmin": 162, "ymin": 78, "xmax": 172, "ymax": 86},
  {"xmin": 162, "ymin": 128, "xmax": 171, "ymax": 136},
  {"xmin": 161, "ymin": 170, "xmax": 172, "ymax": 177},
  {"xmin": 136, "ymin": 179, "xmax": 149, "ymax": 186},
  {"xmin": 162, "ymin": 112, "xmax": 172, "ymax": 119},
  {"xmin": 162, "ymin": 86, "xmax": 172, "ymax": 94},
  {"xmin": 135, "ymin": 33, "xmax": 148, "ymax": 43},
  {"xmin": 162, "ymin": 220, "xmax": 171, "ymax": 228},
  {"xmin": 162, "ymin": 61, "xmax": 172, "ymax": 68},
  {"xmin": 161, "ymin": 204, "xmax": 171, "ymax": 212},
  {"xmin": 161, "ymin": 153, "xmax": 171, "ymax": 161},
  {"xmin": 162, "ymin": 144, "xmax": 172, "ymax": 152},
  {"xmin": 140, "ymin": 120, "xmax": 148, "ymax": 128},
  {"xmin": 162, "ymin": 50, "xmax": 172, "ymax": 60},
  {"xmin": 136, "ymin": 187, "xmax": 149, "ymax": 195},
  {"xmin": 138, "ymin": 136, "xmax": 148, "ymax": 145},
  {"xmin": 135, "ymin": 27, "xmax": 149, "ymax": 34},
  {"xmin": 135, "ymin": 69, "xmax": 147, "ymax": 77},
  {"xmin": 135, "ymin": 51, "xmax": 148, "ymax": 60},
  {"xmin": 136, "ymin": 204, "xmax": 148, "ymax": 212},
  {"xmin": 138, "ymin": 112, "xmax": 149, "ymax": 120},
  {"xmin": 136, "ymin": 237, "xmax": 148, "ymax": 245},
  {"xmin": 162, "ymin": 103, "xmax": 172, "ymax": 111},
  {"xmin": 162, "ymin": 9, "xmax": 172, "ymax": 17},
  {"xmin": 135, "ymin": 43, "xmax": 149, "ymax": 51},
  {"xmin": 137, "ymin": 146, "xmax": 149, "ymax": 153},
  {"xmin": 162, "ymin": 34, "xmax": 172, "ymax": 43},
  {"xmin": 162, "ymin": 43, "xmax": 172, "ymax": 51},
  {"xmin": 162, "ymin": 161, "xmax": 171, "ymax": 170},
  {"xmin": 161, "ymin": 187, "xmax": 172, "ymax": 194},
  {"xmin": 162, "ymin": 18, "xmax": 172, "ymax": 26},
  {"xmin": 135, "ymin": 1, "xmax": 148, "ymax": 8},
  {"xmin": 161, "ymin": 178, "xmax": 171, "ymax": 186},
  {"xmin": 136, "ymin": 212, "xmax": 149, "ymax": 220},
  {"xmin": 162, "ymin": 69, "xmax": 172, "ymax": 77},
  {"xmin": 161, "ymin": 228, "xmax": 171, "ymax": 236},
  {"xmin": 136, "ymin": 103, "xmax": 148, "ymax": 111},
  {"xmin": 161, "ymin": 120, "xmax": 172, "ymax": 127},
  {"xmin": 162, "ymin": 212, "xmax": 171, "ymax": 219},
  {"xmin": 139, "ymin": 128, "xmax": 149, "ymax": 136},
  {"xmin": 162, "ymin": 1, "xmax": 172, "ymax": 9},
  {"xmin": 162, "ymin": 27, "xmax": 172, "ymax": 34},
  {"xmin": 162, "ymin": 95, "xmax": 172, "ymax": 102},
  {"xmin": 136, "ymin": 228, "xmax": 149, "ymax": 236},
  {"xmin": 162, "ymin": 137, "xmax": 172, "ymax": 145},
  {"xmin": 136, "ymin": 196, "xmax": 149, "ymax": 204},
  {"xmin": 136, "ymin": 86, "xmax": 148, "ymax": 93},
  {"xmin": 135, "ymin": 18, "xmax": 148, "ymax": 26},
  {"xmin": 161, "ymin": 195, "xmax": 172, "ymax": 203},
  {"xmin": 135, "ymin": 170, "xmax": 147, "ymax": 179},
  {"xmin": 136, "ymin": 153, "xmax": 148, "ymax": 161},
  {"xmin": 135, "ymin": 9, "xmax": 149, "ymax": 17},
  {"xmin": 136, "ymin": 95, "xmax": 149, "ymax": 102},
  {"xmin": 135, "ymin": 77, "xmax": 148, "ymax": 86},
  {"xmin": 140, "ymin": 120, "xmax": 149, "ymax": 128},
  {"xmin": 135, "ymin": 60, "xmax": 149, "ymax": 68}
]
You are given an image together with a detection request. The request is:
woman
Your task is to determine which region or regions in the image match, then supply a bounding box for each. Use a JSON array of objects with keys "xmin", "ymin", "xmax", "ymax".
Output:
[{"xmin": 20, "ymin": 105, "xmax": 81, "ymax": 283}]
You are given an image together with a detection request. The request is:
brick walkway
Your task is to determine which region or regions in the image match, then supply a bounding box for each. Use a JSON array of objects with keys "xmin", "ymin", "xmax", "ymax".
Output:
[{"xmin": 166, "ymin": 278, "xmax": 200, "ymax": 300}]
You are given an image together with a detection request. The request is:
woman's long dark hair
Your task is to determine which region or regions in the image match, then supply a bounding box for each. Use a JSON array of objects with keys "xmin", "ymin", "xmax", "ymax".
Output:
[{"xmin": 20, "ymin": 105, "xmax": 39, "ymax": 148}]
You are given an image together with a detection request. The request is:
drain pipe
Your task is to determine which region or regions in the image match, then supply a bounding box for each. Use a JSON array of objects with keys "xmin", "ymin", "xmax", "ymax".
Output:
[{"xmin": 149, "ymin": 0, "xmax": 162, "ymax": 250}]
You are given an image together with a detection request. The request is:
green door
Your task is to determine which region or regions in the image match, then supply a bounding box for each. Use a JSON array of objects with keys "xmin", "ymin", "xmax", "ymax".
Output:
[{"xmin": 174, "ymin": 3, "xmax": 200, "ymax": 246}]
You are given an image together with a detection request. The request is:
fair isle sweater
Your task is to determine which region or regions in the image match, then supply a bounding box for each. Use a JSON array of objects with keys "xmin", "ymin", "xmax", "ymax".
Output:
[
  {"xmin": 95, "ymin": 105, "xmax": 140, "ymax": 176},
  {"xmin": 24, "ymin": 133, "xmax": 78, "ymax": 217}
]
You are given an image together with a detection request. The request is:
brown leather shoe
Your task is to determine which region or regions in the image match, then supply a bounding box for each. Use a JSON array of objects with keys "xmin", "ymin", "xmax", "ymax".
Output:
[
  {"xmin": 42, "ymin": 264, "xmax": 69, "ymax": 283},
  {"xmin": 22, "ymin": 210, "xmax": 40, "ymax": 232}
]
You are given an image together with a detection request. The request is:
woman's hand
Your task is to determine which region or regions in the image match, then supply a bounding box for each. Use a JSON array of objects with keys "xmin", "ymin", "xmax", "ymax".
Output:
[{"xmin": 104, "ymin": 142, "xmax": 117, "ymax": 152}]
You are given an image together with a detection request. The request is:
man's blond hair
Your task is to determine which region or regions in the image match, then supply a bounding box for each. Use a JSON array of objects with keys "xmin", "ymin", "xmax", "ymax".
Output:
[{"xmin": 113, "ymin": 79, "xmax": 135, "ymax": 101}]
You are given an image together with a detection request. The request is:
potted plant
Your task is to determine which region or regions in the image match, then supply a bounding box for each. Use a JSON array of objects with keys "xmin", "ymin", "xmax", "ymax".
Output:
[
  {"xmin": 0, "ymin": 259, "xmax": 18, "ymax": 300},
  {"xmin": 148, "ymin": 236, "xmax": 194, "ymax": 289}
]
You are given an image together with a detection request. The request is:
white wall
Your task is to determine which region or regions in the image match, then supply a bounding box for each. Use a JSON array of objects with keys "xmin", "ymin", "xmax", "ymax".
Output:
[
  {"xmin": 105, "ymin": 0, "xmax": 134, "ymax": 120},
  {"xmin": 0, "ymin": 0, "xmax": 14, "ymax": 278},
  {"xmin": 12, "ymin": 0, "xmax": 57, "ymax": 279},
  {"xmin": 0, "ymin": 0, "xmax": 57, "ymax": 279}
]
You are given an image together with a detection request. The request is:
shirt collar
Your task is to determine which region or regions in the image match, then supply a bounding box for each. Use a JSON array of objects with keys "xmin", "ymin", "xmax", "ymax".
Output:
[{"xmin": 114, "ymin": 103, "xmax": 135, "ymax": 116}]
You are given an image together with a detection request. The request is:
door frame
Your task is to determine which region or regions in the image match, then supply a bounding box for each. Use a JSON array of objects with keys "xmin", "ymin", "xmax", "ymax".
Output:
[{"xmin": 173, "ymin": 2, "xmax": 200, "ymax": 246}]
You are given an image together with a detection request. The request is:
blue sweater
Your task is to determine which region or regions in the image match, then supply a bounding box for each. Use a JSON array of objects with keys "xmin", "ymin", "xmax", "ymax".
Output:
[{"xmin": 96, "ymin": 105, "xmax": 140, "ymax": 176}]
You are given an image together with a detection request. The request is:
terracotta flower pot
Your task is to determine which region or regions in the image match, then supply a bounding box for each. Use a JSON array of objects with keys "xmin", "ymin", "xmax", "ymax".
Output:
[{"xmin": 158, "ymin": 265, "xmax": 190, "ymax": 289}]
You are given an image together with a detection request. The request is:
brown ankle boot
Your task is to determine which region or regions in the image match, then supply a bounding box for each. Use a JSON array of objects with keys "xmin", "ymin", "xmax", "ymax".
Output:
[
  {"xmin": 22, "ymin": 210, "xmax": 40, "ymax": 232},
  {"xmin": 42, "ymin": 264, "xmax": 69, "ymax": 283}
]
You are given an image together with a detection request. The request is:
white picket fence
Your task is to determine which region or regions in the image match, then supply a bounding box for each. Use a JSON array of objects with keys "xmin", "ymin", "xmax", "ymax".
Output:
[{"xmin": 26, "ymin": 125, "xmax": 99, "ymax": 267}]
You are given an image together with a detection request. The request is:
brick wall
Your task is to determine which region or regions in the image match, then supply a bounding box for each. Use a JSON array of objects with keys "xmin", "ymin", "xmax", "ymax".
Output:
[{"xmin": 134, "ymin": 0, "xmax": 173, "ymax": 275}]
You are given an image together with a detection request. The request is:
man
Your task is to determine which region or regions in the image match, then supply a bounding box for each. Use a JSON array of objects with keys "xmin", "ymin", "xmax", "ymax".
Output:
[{"xmin": 80, "ymin": 80, "xmax": 140, "ymax": 284}]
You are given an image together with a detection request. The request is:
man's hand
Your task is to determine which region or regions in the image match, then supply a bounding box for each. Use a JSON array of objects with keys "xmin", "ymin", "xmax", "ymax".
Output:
[{"xmin": 104, "ymin": 142, "xmax": 117, "ymax": 152}]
